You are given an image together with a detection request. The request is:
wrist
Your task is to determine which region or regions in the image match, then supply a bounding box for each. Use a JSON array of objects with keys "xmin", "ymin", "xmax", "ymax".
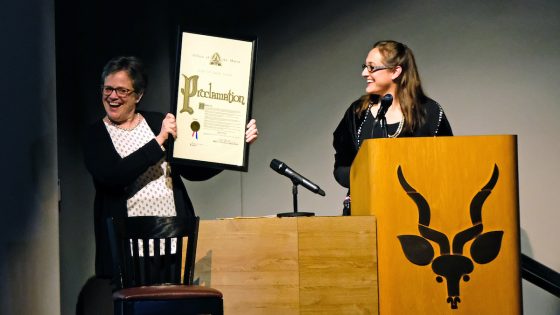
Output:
[{"xmin": 156, "ymin": 135, "xmax": 165, "ymax": 146}]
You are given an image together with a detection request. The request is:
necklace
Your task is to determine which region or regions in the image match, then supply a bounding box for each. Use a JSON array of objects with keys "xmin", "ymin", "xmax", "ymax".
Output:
[
  {"xmin": 106, "ymin": 113, "xmax": 140, "ymax": 131},
  {"xmin": 357, "ymin": 103, "xmax": 405, "ymax": 145},
  {"xmin": 356, "ymin": 102, "xmax": 373, "ymax": 148},
  {"xmin": 388, "ymin": 115, "xmax": 405, "ymax": 138}
]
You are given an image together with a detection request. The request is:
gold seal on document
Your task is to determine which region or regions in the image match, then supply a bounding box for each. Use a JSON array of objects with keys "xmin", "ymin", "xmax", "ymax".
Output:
[{"xmin": 190, "ymin": 121, "xmax": 201, "ymax": 132}]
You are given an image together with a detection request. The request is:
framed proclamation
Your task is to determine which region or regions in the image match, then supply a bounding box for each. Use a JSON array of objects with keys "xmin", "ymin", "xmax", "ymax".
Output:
[{"xmin": 170, "ymin": 30, "xmax": 257, "ymax": 171}]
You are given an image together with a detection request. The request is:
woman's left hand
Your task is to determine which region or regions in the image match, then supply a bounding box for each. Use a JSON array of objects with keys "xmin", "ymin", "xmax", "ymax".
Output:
[{"xmin": 245, "ymin": 119, "xmax": 259, "ymax": 144}]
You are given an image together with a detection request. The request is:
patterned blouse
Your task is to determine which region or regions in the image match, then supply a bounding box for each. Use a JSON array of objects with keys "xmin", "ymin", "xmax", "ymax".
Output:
[{"xmin": 105, "ymin": 115, "xmax": 176, "ymax": 256}]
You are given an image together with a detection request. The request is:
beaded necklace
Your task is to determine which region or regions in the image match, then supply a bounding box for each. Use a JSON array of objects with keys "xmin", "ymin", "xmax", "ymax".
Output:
[
  {"xmin": 105, "ymin": 113, "xmax": 141, "ymax": 131},
  {"xmin": 356, "ymin": 103, "xmax": 373, "ymax": 148},
  {"xmin": 356, "ymin": 102, "xmax": 405, "ymax": 147},
  {"xmin": 388, "ymin": 116, "xmax": 405, "ymax": 138}
]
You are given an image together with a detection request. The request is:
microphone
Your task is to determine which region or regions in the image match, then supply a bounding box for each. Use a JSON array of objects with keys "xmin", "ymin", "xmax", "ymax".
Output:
[
  {"xmin": 376, "ymin": 94, "xmax": 393, "ymax": 119},
  {"xmin": 270, "ymin": 159, "xmax": 326, "ymax": 196}
]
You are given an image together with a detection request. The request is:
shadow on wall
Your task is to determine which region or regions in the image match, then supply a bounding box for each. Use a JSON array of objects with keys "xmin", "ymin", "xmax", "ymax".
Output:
[
  {"xmin": 194, "ymin": 250, "xmax": 213, "ymax": 287},
  {"xmin": 76, "ymin": 277, "xmax": 113, "ymax": 315},
  {"xmin": 520, "ymin": 228, "xmax": 532, "ymax": 257}
]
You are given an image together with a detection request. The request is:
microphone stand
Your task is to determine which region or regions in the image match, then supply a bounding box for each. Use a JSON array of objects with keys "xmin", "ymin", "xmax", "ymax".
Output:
[
  {"xmin": 379, "ymin": 116, "xmax": 388, "ymax": 138},
  {"xmin": 372, "ymin": 116, "xmax": 389, "ymax": 138},
  {"xmin": 277, "ymin": 182, "xmax": 315, "ymax": 217},
  {"xmin": 372, "ymin": 93, "xmax": 392, "ymax": 138}
]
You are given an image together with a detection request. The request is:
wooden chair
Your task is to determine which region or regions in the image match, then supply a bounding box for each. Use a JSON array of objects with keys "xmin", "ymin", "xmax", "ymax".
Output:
[{"xmin": 108, "ymin": 216, "xmax": 223, "ymax": 315}]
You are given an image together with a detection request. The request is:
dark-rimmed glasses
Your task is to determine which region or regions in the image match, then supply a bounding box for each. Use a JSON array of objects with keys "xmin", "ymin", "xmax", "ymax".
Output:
[
  {"xmin": 362, "ymin": 64, "xmax": 389, "ymax": 73},
  {"xmin": 101, "ymin": 86, "xmax": 135, "ymax": 98}
]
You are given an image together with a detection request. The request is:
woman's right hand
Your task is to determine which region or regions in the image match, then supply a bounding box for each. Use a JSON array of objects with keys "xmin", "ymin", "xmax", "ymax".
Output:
[{"xmin": 156, "ymin": 113, "xmax": 177, "ymax": 146}]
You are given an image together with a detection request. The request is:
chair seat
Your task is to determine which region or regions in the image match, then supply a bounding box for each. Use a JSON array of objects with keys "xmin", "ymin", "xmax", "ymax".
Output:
[
  {"xmin": 109, "ymin": 216, "xmax": 223, "ymax": 314},
  {"xmin": 114, "ymin": 285, "xmax": 223, "ymax": 301}
]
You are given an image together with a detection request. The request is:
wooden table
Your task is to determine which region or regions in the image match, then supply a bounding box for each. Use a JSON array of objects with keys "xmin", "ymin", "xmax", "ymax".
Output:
[{"xmin": 194, "ymin": 216, "xmax": 378, "ymax": 315}]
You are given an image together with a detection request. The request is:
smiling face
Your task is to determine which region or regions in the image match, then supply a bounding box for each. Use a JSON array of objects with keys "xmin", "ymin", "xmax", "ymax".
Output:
[
  {"xmin": 362, "ymin": 48, "xmax": 401, "ymax": 96},
  {"xmin": 102, "ymin": 70, "xmax": 142, "ymax": 124}
]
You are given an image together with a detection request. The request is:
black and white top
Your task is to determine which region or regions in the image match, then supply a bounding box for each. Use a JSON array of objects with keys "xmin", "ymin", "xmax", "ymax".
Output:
[
  {"xmin": 85, "ymin": 110, "xmax": 222, "ymax": 277},
  {"xmin": 105, "ymin": 118, "xmax": 176, "ymax": 218},
  {"xmin": 105, "ymin": 117, "xmax": 176, "ymax": 256}
]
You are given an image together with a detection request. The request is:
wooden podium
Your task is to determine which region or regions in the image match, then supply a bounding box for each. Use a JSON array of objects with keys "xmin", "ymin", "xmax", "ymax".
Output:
[{"xmin": 351, "ymin": 135, "xmax": 522, "ymax": 314}]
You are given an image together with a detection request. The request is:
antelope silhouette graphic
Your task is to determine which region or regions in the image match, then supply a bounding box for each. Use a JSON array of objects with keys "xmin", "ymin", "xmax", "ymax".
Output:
[{"xmin": 396, "ymin": 164, "xmax": 504, "ymax": 309}]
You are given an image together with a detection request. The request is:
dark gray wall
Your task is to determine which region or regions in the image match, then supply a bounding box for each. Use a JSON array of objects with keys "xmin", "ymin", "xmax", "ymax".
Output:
[
  {"xmin": 0, "ymin": 0, "xmax": 59, "ymax": 314},
  {"xmin": 57, "ymin": 0, "xmax": 560, "ymax": 314}
]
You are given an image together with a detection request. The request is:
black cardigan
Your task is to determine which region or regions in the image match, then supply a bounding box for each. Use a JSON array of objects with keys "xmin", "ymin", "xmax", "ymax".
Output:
[
  {"xmin": 84, "ymin": 111, "xmax": 221, "ymax": 277},
  {"xmin": 332, "ymin": 97, "xmax": 453, "ymax": 188}
]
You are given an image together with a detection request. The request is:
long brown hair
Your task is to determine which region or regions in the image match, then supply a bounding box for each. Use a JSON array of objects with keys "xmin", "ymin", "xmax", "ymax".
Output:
[{"xmin": 357, "ymin": 40, "xmax": 427, "ymax": 133}]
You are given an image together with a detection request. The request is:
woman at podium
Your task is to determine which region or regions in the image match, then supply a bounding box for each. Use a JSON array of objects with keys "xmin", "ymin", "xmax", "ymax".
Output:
[{"xmin": 332, "ymin": 40, "xmax": 453, "ymax": 212}]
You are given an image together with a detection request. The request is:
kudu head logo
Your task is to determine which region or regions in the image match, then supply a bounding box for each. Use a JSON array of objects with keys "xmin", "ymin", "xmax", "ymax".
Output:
[{"xmin": 396, "ymin": 164, "xmax": 504, "ymax": 309}]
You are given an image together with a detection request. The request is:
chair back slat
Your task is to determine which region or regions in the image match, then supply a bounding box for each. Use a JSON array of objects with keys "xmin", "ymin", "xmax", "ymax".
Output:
[
  {"xmin": 153, "ymin": 239, "xmax": 162, "ymax": 283},
  {"xmin": 141, "ymin": 237, "xmax": 151, "ymax": 284},
  {"xmin": 185, "ymin": 218, "xmax": 199, "ymax": 284},
  {"xmin": 163, "ymin": 239, "xmax": 172, "ymax": 282},
  {"xmin": 176, "ymin": 236, "xmax": 184, "ymax": 283},
  {"xmin": 108, "ymin": 216, "xmax": 199, "ymax": 289},
  {"xmin": 126, "ymin": 236, "xmax": 135, "ymax": 287}
]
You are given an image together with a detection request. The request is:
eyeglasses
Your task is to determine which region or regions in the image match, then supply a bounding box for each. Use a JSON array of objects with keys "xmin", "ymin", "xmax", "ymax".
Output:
[
  {"xmin": 362, "ymin": 64, "xmax": 389, "ymax": 73},
  {"xmin": 101, "ymin": 86, "xmax": 135, "ymax": 97}
]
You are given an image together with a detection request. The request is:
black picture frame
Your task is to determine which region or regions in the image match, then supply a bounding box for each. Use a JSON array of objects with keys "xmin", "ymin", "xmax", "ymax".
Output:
[{"xmin": 169, "ymin": 28, "xmax": 257, "ymax": 172}]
